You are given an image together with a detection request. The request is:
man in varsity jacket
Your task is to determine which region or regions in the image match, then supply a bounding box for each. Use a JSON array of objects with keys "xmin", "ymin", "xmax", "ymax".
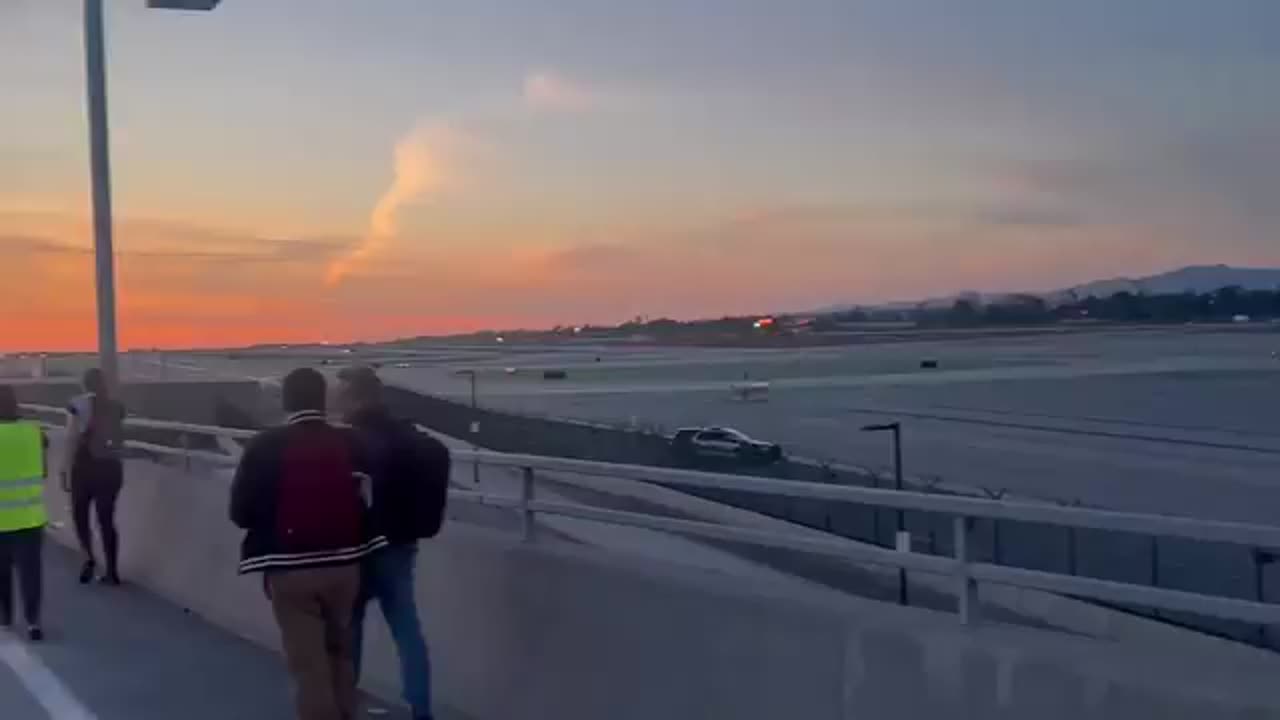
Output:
[{"xmin": 231, "ymin": 367, "xmax": 387, "ymax": 720}]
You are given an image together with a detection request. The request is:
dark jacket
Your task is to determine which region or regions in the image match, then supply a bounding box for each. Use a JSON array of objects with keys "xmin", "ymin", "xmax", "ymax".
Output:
[
  {"xmin": 67, "ymin": 392, "xmax": 125, "ymax": 466},
  {"xmin": 230, "ymin": 411, "xmax": 387, "ymax": 574},
  {"xmin": 348, "ymin": 407, "xmax": 450, "ymax": 545}
]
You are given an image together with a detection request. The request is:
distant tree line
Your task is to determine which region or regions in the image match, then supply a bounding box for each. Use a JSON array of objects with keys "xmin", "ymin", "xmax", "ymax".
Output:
[
  {"xmin": 459, "ymin": 316, "xmax": 770, "ymax": 343},
  {"xmin": 910, "ymin": 286, "xmax": 1280, "ymax": 328},
  {"xmin": 456, "ymin": 286, "xmax": 1280, "ymax": 344},
  {"xmin": 586, "ymin": 316, "xmax": 761, "ymax": 338}
]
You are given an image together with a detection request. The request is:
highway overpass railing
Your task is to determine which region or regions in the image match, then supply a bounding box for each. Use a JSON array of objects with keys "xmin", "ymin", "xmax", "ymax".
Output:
[{"xmin": 21, "ymin": 402, "xmax": 1280, "ymax": 632}]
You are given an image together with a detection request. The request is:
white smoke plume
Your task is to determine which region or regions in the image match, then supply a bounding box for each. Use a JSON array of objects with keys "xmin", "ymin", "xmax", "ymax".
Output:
[{"xmin": 326, "ymin": 122, "xmax": 461, "ymax": 286}]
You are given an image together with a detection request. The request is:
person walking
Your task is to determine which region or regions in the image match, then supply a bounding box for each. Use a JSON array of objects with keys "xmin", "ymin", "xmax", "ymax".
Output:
[
  {"xmin": 0, "ymin": 385, "xmax": 48, "ymax": 641},
  {"xmin": 336, "ymin": 366, "xmax": 449, "ymax": 720},
  {"xmin": 62, "ymin": 368, "xmax": 125, "ymax": 585},
  {"xmin": 232, "ymin": 368, "xmax": 387, "ymax": 720}
]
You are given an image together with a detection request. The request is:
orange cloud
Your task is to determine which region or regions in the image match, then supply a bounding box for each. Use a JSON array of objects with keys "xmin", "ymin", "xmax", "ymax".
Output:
[
  {"xmin": 1, "ymin": 212, "xmax": 343, "ymax": 351},
  {"xmin": 0, "ymin": 207, "xmax": 550, "ymax": 350},
  {"xmin": 485, "ymin": 203, "xmax": 1231, "ymax": 323}
]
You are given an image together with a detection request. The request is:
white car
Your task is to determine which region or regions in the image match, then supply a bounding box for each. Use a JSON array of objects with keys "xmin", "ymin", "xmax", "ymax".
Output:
[{"xmin": 671, "ymin": 426, "xmax": 783, "ymax": 465}]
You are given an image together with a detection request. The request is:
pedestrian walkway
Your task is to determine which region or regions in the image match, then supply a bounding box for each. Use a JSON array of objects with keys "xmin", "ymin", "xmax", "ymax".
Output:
[{"xmin": 0, "ymin": 541, "xmax": 412, "ymax": 719}]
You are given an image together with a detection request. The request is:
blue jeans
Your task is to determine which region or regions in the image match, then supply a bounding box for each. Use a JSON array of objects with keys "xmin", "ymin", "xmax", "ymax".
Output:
[{"xmin": 354, "ymin": 544, "xmax": 433, "ymax": 720}]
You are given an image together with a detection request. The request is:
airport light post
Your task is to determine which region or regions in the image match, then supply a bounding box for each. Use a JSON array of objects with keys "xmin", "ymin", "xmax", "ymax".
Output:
[
  {"xmin": 459, "ymin": 369, "xmax": 480, "ymax": 484},
  {"xmin": 862, "ymin": 421, "xmax": 907, "ymax": 606},
  {"xmin": 980, "ymin": 487, "xmax": 1008, "ymax": 564},
  {"xmin": 83, "ymin": 0, "xmax": 223, "ymax": 389},
  {"xmin": 1254, "ymin": 550, "xmax": 1276, "ymax": 646},
  {"xmin": 1064, "ymin": 498, "xmax": 1082, "ymax": 576}
]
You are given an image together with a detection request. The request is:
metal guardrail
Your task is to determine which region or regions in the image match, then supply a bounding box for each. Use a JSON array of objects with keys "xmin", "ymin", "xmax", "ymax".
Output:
[
  {"xmin": 22, "ymin": 403, "xmax": 259, "ymax": 441},
  {"xmin": 23, "ymin": 403, "xmax": 1280, "ymax": 629}
]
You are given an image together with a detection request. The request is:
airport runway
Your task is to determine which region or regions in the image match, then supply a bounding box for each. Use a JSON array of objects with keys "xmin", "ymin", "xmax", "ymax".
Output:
[
  {"xmin": 453, "ymin": 371, "xmax": 1278, "ymax": 522},
  {"xmin": 386, "ymin": 329, "xmax": 1280, "ymax": 524},
  {"xmin": 81, "ymin": 327, "xmax": 1280, "ymax": 523}
]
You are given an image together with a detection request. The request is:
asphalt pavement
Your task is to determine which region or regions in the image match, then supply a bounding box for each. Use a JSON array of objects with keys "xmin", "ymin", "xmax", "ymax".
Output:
[{"xmin": 0, "ymin": 542, "xmax": 418, "ymax": 720}]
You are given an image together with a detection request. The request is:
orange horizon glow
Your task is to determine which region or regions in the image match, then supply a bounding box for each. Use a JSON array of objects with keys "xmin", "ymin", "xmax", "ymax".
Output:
[
  {"xmin": 2, "ymin": 310, "xmax": 527, "ymax": 353},
  {"xmin": 2, "ymin": 200, "xmax": 1250, "ymax": 353}
]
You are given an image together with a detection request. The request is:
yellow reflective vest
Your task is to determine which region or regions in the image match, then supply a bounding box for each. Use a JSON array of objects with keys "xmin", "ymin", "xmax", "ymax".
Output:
[{"xmin": 0, "ymin": 421, "xmax": 46, "ymax": 532}]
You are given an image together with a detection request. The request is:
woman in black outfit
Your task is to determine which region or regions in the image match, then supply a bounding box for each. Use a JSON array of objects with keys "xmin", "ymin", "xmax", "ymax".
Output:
[{"xmin": 61, "ymin": 368, "xmax": 125, "ymax": 586}]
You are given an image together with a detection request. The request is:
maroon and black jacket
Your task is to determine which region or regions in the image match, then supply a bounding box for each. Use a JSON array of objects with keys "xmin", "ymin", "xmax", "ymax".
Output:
[{"xmin": 230, "ymin": 411, "xmax": 387, "ymax": 574}]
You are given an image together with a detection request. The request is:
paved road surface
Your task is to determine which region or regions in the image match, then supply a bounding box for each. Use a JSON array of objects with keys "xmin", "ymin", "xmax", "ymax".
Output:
[{"xmin": 0, "ymin": 543, "xmax": 422, "ymax": 720}]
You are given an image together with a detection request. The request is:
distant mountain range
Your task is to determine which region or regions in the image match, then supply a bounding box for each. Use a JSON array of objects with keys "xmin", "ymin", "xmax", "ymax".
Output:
[
  {"xmin": 819, "ymin": 265, "xmax": 1280, "ymax": 314},
  {"xmin": 1059, "ymin": 265, "xmax": 1280, "ymax": 299}
]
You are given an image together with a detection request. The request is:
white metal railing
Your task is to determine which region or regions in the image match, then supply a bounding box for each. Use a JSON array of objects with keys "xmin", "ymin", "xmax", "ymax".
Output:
[{"xmin": 22, "ymin": 403, "xmax": 1280, "ymax": 629}]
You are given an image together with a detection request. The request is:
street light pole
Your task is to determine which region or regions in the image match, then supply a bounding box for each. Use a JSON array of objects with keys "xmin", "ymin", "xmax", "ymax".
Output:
[
  {"xmin": 862, "ymin": 421, "xmax": 908, "ymax": 606},
  {"xmin": 891, "ymin": 422, "xmax": 903, "ymax": 493},
  {"xmin": 1254, "ymin": 549, "xmax": 1275, "ymax": 646},
  {"xmin": 83, "ymin": 0, "xmax": 119, "ymax": 389},
  {"xmin": 81, "ymin": 0, "xmax": 224, "ymax": 389},
  {"xmin": 462, "ymin": 370, "xmax": 480, "ymax": 484},
  {"xmin": 890, "ymin": 423, "xmax": 907, "ymax": 606}
]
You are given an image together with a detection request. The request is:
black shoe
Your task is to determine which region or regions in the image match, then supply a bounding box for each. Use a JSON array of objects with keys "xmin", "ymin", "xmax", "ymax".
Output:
[
  {"xmin": 27, "ymin": 626, "xmax": 43, "ymax": 642},
  {"xmin": 101, "ymin": 572, "xmax": 121, "ymax": 587},
  {"xmin": 79, "ymin": 560, "xmax": 96, "ymax": 584}
]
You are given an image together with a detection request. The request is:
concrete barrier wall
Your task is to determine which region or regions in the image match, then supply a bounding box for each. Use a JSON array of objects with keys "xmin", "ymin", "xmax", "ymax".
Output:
[{"xmin": 39, "ymin": 448, "xmax": 1280, "ymax": 719}]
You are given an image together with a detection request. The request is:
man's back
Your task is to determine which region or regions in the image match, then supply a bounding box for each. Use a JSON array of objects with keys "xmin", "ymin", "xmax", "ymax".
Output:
[{"xmin": 349, "ymin": 408, "xmax": 450, "ymax": 545}]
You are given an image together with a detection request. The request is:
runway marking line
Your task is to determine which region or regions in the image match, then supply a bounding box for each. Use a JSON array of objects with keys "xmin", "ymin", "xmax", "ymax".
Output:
[{"xmin": 0, "ymin": 631, "xmax": 98, "ymax": 720}]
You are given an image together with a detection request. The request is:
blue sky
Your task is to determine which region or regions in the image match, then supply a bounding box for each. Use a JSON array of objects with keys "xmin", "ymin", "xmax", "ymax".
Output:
[{"xmin": 2, "ymin": 0, "xmax": 1279, "ymax": 346}]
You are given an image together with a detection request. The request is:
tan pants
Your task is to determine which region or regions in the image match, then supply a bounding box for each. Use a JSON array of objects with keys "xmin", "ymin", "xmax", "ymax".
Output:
[{"xmin": 268, "ymin": 565, "xmax": 361, "ymax": 720}]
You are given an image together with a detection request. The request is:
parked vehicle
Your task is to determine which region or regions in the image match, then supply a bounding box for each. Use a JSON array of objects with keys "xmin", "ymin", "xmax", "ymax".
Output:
[
  {"xmin": 671, "ymin": 426, "xmax": 783, "ymax": 465},
  {"xmin": 729, "ymin": 380, "xmax": 770, "ymax": 402}
]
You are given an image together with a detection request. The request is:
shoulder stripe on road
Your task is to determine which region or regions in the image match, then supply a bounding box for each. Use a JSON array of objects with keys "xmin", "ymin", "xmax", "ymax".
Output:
[{"xmin": 0, "ymin": 633, "xmax": 98, "ymax": 720}]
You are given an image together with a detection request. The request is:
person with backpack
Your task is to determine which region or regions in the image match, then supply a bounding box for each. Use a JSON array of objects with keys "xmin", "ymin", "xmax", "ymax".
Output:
[
  {"xmin": 336, "ymin": 366, "xmax": 449, "ymax": 720},
  {"xmin": 0, "ymin": 385, "xmax": 49, "ymax": 641},
  {"xmin": 62, "ymin": 368, "xmax": 125, "ymax": 586},
  {"xmin": 232, "ymin": 368, "xmax": 387, "ymax": 720}
]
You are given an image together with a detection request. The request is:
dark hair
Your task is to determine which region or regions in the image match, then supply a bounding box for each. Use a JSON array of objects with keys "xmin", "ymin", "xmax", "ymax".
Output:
[
  {"xmin": 83, "ymin": 367, "xmax": 108, "ymax": 396},
  {"xmin": 336, "ymin": 365, "xmax": 383, "ymax": 405},
  {"xmin": 0, "ymin": 385, "xmax": 17, "ymax": 422},
  {"xmin": 282, "ymin": 368, "xmax": 327, "ymax": 414}
]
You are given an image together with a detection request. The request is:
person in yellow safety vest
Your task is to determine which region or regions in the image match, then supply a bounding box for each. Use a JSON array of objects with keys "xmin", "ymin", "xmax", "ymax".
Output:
[{"xmin": 0, "ymin": 384, "xmax": 48, "ymax": 642}]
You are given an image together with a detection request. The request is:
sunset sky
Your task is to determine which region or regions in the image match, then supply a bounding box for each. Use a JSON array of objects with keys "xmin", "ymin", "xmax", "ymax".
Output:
[{"xmin": 3, "ymin": 0, "xmax": 1280, "ymax": 350}]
